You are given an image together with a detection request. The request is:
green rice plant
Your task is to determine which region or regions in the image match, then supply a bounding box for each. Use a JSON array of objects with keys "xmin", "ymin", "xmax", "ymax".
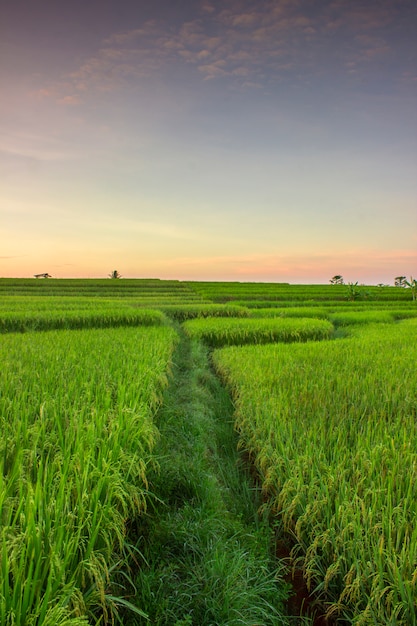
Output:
[
  {"xmin": 328, "ymin": 310, "xmax": 395, "ymax": 326},
  {"xmin": 236, "ymin": 300, "xmax": 417, "ymax": 311},
  {"xmin": 0, "ymin": 307, "xmax": 165, "ymax": 333},
  {"xmin": 183, "ymin": 316, "xmax": 334, "ymax": 347},
  {"xmin": 186, "ymin": 281, "xmax": 412, "ymax": 304},
  {"xmin": 2, "ymin": 280, "xmax": 414, "ymax": 312},
  {"xmin": 212, "ymin": 319, "xmax": 417, "ymax": 625},
  {"xmin": 250, "ymin": 306, "xmax": 416, "ymax": 327},
  {"xmin": 250, "ymin": 307, "xmax": 330, "ymax": 319},
  {"xmin": 388, "ymin": 308, "xmax": 417, "ymax": 320},
  {"xmin": 0, "ymin": 325, "xmax": 177, "ymax": 625},
  {"xmin": 321, "ymin": 302, "xmax": 417, "ymax": 311},
  {"xmin": 158, "ymin": 304, "xmax": 250, "ymax": 321},
  {"xmin": 0, "ymin": 279, "xmax": 203, "ymax": 301},
  {"xmin": 1, "ymin": 279, "xmax": 414, "ymax": 304},
  {"xmin": 0, "ymin": 280, "xmax": 206, "ymax": 314}
]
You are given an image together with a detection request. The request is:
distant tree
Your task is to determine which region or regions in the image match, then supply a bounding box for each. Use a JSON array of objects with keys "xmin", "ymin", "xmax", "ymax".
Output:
[
  {"xmin": 346, "ymin": 281, "xmax": 361, "ymax": 301},
  {"xmin": 395, "ymin": 276, "xmax": 407, "ymax": 287},
  {"xmin": 404, "ymin": 277, "xmax": 417, "ymax": 301},
  {"xmin": 346, "ymin": 281, "xmax": 370, "ymax": 302},
  {"xmin": 330, "ymin": 275, "xmax": 344, "ymax": 285},
  {"xmin": 109, "ymin": 270, "xmax": 122, "ymax": 279}
]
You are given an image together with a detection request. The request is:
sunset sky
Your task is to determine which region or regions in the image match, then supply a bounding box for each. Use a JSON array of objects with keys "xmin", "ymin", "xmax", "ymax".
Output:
[{"xmin": 1, "ymin": 0, "xmax": 416, "ymax": 283}]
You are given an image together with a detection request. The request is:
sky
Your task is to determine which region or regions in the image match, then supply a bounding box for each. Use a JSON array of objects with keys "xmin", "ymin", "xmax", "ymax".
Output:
[{"xmin": 1, "ymin": 0, "xmax": 416, "ymax": 284}]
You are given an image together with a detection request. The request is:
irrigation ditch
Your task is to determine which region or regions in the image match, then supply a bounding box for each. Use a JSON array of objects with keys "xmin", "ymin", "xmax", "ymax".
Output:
[{"xmin": 125, "ymin": 324, "xmax": 335, "ymax": 625}]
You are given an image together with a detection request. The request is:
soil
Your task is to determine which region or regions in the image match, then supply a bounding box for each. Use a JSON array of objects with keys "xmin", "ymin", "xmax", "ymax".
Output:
[
  {"xmin": 276, "ymin": 539, "xmax": 335, "ymax": 626},
  {"xmin": 238, "ymin": 449, "xmax": 336, "ymax": 625}
]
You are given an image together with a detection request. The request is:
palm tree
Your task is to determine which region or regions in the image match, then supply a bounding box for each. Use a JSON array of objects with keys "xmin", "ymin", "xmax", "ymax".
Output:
[{"xmin": 109, "ymin": 270, "xmax": 122, "ymax": 279}]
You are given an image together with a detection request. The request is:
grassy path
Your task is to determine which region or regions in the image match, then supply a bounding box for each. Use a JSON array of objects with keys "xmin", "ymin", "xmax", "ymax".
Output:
[{"xmin": 126, "ymin": 327, "xmax": 292, "ymax": 625}]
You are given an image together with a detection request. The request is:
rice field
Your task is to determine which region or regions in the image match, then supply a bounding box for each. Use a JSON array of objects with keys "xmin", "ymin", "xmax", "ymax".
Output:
[
  {"xmin": 0, "ymin": 323, "xmax": 177, "ymax": 624},
  {"xmin": 183, "ymin": 316, "xmax": 334, "ymax": 346},
  {"xmin": 0, "ymin": 279, "xmax": 204, "ymax": 302},
  {"xmin": 186, "ymin": 281, "xmax": 414, "ymax": 304},
  {"xmin": 0, "ymin": 301, "xmax": 165, "ymax": 333},
  {"xmin": 157, "ymin": 303, "xmax": 250, "ymax": 321},
  {"xmin": 1, "ymin": 277, "xmax": 416, "ymax": 624},
  {"xmin": 212, "ymin": 319, "xmax": 417, "ymax": 625}
]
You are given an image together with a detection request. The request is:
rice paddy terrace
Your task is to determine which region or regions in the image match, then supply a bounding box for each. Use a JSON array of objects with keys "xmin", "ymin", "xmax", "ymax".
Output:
[{"xmin": 0, "ymin": 278, "xmax": 416, "ymax": 625}]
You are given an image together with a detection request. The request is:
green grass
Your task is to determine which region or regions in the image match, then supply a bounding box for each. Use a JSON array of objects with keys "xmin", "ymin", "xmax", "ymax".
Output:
[{"xmin": 127, "ymin": 329, "xmax": 291, "ymax": 625}]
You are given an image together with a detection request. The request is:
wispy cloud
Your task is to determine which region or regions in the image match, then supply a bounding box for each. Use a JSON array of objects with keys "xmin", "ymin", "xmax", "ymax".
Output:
[
  {"xmin": 56, "ymin": 95, "xmax": 81, "ymax": 106},
  {"xmin": 0, "ymin": 129, "xmax": 78, "ymax": 162},
  {"xmin": 35, "ymin": 0, "xmax": 413, "ymax": 103}
]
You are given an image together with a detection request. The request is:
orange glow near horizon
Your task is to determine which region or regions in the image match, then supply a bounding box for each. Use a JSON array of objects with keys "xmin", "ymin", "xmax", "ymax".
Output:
[{"xmin": 3, "ymin": 248, "xmax": 416, "ymax": 286}]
